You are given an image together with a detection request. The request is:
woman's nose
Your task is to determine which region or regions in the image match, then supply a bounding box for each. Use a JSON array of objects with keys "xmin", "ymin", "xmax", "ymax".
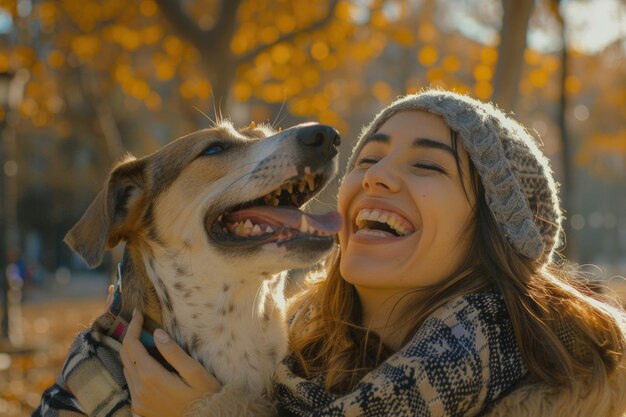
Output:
[{"xmin": 362, "ymin": 160, "xmax": 401, "ymax": 193}]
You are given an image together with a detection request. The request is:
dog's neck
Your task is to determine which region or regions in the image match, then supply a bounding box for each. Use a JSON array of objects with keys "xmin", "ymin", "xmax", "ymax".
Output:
[{"xmin": 119, "ymin": 243, "xmax": 287, "ymax": 395}]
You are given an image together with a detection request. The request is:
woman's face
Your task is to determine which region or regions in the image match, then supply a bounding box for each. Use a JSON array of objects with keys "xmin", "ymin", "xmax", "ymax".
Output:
[{"xmin": 338, "ymin": 111, "xmax": 475, "ymax": 291}]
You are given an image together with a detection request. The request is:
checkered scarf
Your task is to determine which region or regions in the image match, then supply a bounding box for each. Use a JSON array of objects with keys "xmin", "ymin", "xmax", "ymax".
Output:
[
  {"xmin": 32, "ymin": 313, "xmax": 132, "ymax": 417},
  {"xmin": 275, "ymin": 290, "xmax": 527, "ymax": 417}
]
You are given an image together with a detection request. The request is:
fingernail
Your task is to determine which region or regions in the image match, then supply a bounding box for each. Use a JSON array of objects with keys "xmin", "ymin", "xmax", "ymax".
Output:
[{"xmin": 155, "ymin": 329, "xmax": 169, "ymax": 343}]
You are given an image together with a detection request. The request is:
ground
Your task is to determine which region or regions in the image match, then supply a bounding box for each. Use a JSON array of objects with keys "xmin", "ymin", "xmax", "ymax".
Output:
[{"xmin": 0, "ymin": 298, "xmax": 104, "ymax": 417}]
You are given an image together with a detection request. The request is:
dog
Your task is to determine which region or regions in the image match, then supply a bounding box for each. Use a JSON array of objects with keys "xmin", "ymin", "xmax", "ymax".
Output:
[{"xmin": 34, "ymin": 121, "xmax": 341, "ymax": 417}]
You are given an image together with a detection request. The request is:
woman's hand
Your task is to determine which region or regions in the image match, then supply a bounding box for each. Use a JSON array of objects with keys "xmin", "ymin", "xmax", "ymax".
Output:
[{"xmin": 119, "ymin": 310, "xmax": 222, "ymax": 417}]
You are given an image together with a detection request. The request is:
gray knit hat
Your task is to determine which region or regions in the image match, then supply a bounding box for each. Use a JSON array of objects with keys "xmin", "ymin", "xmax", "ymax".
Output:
[{"xmin": 347, "ymin": 89, "xmax": 563, "ymax": 264}]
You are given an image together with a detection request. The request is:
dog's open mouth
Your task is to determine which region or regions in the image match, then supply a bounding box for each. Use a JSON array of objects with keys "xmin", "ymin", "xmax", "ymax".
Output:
[{"xmin": 210, "ymin": 169, "xmax": 341, "ymax": 247}]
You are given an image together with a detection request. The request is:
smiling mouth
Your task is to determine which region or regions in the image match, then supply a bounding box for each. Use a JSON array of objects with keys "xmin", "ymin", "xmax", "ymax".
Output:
[
  {"xmin": 209, "ymin": 168, "xmax": 341, "ymax": 247},
  {"xmin": 353, "ymin": 208, "xmax": 415, "ymax": 238}
]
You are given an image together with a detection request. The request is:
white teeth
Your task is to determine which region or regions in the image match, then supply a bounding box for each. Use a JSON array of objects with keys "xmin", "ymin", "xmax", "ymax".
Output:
[
  {"xmin": 225, "ymin": 217, "xmax": 330, "ymax": 238},
  {"xmin": 262, "ymin": 173, "xmax": 318, "ymax": 205},
  {"xmin": 355, "ymin": 208, "xmax": 411, "ymax": 236},
  {"xmin": 297, "ymin": 216, "xmax": 329, "ymax": 236},
  {"xmin": 356, "ymin": 229, "xmax": 389, "ymax": 238},
  {"xmin": 300, "ymin": 216, "xmax": 309, "ymax": 233},
  {"xmin": 357, "ymin": 209, "xmax": 370, "ymax": 221},
  {"xmin": 225, "ymin": 219, "xmax": 329, "ymax": 237},
  {"xmin": 225, "ymin": 220, "xmax": 275, "ymax": 237}
]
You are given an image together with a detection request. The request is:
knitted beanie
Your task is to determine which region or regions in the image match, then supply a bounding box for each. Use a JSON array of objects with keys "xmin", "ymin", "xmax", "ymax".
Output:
[{"xmin": 347, "ymin": 89, "xmax": 563, "ymax": 264}]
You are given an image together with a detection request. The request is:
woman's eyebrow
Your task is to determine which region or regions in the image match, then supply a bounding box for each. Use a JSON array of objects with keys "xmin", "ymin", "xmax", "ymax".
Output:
[
  {"xmin": 362, "ymin": 134, "xmax": 456, "ymax": 159},
  {"xmin": 413, "ymin": 138, "xmax": 455, "ymax": 157},
  {"xmin": 361, "ymin": 132, "xmax": 390, "ymax": 147}
]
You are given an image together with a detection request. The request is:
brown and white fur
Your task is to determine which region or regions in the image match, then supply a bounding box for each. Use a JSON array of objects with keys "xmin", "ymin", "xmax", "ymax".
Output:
[{"xmin": 64, "ymin": 121, "xmax": 341, "ymax": 412}]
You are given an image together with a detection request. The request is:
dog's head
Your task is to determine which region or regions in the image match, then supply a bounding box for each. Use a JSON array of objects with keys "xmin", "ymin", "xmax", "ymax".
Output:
[{"xmin": 65, "ymin": 121, "xmax": 341, "ymax": 276}]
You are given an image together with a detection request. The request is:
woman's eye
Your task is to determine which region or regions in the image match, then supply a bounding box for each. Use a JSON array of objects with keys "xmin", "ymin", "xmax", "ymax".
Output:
[
  {"xmin": 357, "ymin": 157, "xmax": 379, "ymax": 166},
  {"xmin": 414, "ymin": 163, "xmax": 445, "ymax": 173},
  {"xmin": 201, "ymin": 144, "xmax": 225, "ymax": 156}
]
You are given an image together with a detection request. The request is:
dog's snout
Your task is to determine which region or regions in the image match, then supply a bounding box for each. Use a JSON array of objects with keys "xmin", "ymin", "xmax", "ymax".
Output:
[{"xmin": 296, "ymin": 124, "xmax": 341, "ymax": 158}]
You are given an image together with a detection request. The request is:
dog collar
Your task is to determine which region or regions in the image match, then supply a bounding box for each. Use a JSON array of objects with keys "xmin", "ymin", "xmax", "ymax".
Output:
[{"xmin": 106, "ymin": 263, "xmax": 156, "ymax": 347}]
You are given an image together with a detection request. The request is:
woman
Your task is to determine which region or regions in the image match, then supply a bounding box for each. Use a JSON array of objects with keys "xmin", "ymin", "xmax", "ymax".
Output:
[{"xmin": 120, "ymin": 90, "xmax": 626, "ymax": 417}]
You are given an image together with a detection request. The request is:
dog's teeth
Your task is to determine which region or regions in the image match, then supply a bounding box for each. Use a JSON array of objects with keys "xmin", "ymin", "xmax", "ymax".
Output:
[
  {"xmin": 298, "ymin": 181, "xmax": 305, "ymax": 192},
  {"xmin": 244, "ymin": 219, "xmax": 254, "ymax": 229},
  {"xmin": 265, "ymin": 226, "xmax": 274, "ymax": 233},
  {"xmin": 252, "ymin": 224, "xmax": 262, "ymax": 235},
  {"xmin": 306, "ymin": 175, "xmax": 315, "ymax": 191},
  {"xmin": 236, "ymin": 222, "xmax": 247, "ymax": 236},
  {"xmin": 270, "ymin": 197, "xmax": 280, "ymax": 206},
  {"xmin": 286, "ymin": 183, "xmax": 293, "ymax": 194},
  {"xmin": 304, "ymin": 166, "xmax": 311, "ymax": 175},
  {"xmin": 300, "ymin": 216, "xmax": 309, "ymax": 233}
]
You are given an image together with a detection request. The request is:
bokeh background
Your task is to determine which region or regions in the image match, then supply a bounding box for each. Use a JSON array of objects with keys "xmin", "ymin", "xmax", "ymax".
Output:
[{"xmin": 0, "ymin": 0, "xmax": 624, "ymax": 415}]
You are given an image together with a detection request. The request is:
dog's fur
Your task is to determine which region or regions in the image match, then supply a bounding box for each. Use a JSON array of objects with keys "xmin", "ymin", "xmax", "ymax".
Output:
[{"xmin": 64, "ymin": 121, "xmax": 340, "ymax": 412}]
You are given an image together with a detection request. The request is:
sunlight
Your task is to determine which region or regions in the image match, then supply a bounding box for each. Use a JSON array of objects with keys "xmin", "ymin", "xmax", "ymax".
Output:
[{"xmin": 564, "ymin": 0, "xmax": 626, "ymax": 53}]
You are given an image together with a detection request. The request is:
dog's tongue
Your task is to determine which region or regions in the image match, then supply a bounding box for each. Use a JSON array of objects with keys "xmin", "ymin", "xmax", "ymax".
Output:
[{"xmin": 226, "ymin": 206, "xmax": 342, "ymax": 233}]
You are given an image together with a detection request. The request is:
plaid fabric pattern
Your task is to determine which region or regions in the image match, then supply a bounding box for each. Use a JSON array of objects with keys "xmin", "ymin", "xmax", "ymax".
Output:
[
  {"xmin": 32, "ymin": 319, "xmax": 132, "ymax": 417},
  {"xmin": 275, "ymin": 290, "xmax": 526, "ymax": 417}
]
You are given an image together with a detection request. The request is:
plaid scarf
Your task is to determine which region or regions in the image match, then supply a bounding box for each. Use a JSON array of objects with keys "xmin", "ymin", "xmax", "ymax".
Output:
[
  {"xmin": 32, "ymin": 318, "xmax": 131, "ymax": 417},
  {"xmin": 275, "ymin": 290, "xmax": 526, "ymax": 417},
  {"xmin": 32, "ymin": 267, "xmax": 161, "ymax": 417}
]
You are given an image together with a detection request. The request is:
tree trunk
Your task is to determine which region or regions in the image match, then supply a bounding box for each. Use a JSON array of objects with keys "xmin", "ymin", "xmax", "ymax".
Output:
[
  {"xmin": 491, "ymin": 0, "xmax": 534, "ymax": 112},
  {"xmin": 553, "ymin": 0, "xmax": 575, "ymax": 259}
]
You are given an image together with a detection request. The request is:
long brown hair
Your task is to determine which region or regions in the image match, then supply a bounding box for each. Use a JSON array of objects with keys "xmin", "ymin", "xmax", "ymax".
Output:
[{"xmin": 288, "ymin": 134, "xmax": 625, "ymax": 395}]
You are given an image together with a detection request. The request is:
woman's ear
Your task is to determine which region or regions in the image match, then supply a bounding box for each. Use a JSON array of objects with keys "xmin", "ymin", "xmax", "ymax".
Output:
[{"xmin": 64, "ymin": 157, "xmax": 147, "ymax": 268}]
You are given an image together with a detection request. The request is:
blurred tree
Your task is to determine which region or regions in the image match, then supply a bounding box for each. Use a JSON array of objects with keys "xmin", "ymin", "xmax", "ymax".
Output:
[
  {"xmin": 153, "ymin": 0, "xmax": 340, "ymax": 105},
  {"xmin": 0, "ymin": 0, "xmax": 623, "ymax": 271},
  {"xmin": 491, "ymin": 0, "xmax": 534, "ymax": 112},
  {"xmin": 550, "ymin": 0, "xmax": 575, "ymax": 258}
]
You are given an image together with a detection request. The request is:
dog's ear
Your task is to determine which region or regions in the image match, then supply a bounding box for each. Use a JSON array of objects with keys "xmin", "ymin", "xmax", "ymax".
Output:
[{"xmin": 65, "ymin": 157, "xmax": 147, "ymax": 268}]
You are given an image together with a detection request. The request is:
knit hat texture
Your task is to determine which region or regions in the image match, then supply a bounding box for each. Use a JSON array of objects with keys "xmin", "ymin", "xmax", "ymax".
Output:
[{"xmin": 347, "ymin": 89, "xmax": 563, "ymax": 264}]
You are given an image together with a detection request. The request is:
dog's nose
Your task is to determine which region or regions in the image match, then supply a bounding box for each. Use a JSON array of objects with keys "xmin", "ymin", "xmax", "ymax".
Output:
[{"xmin": 296, "ymin": 124, "xmax": 341, "ymax": 158}]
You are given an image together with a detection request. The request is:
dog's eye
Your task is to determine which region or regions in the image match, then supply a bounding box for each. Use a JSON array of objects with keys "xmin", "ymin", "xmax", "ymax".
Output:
[{"xmin": 201, "ymin": 143, "xmax": 225, "ymax": 156}]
